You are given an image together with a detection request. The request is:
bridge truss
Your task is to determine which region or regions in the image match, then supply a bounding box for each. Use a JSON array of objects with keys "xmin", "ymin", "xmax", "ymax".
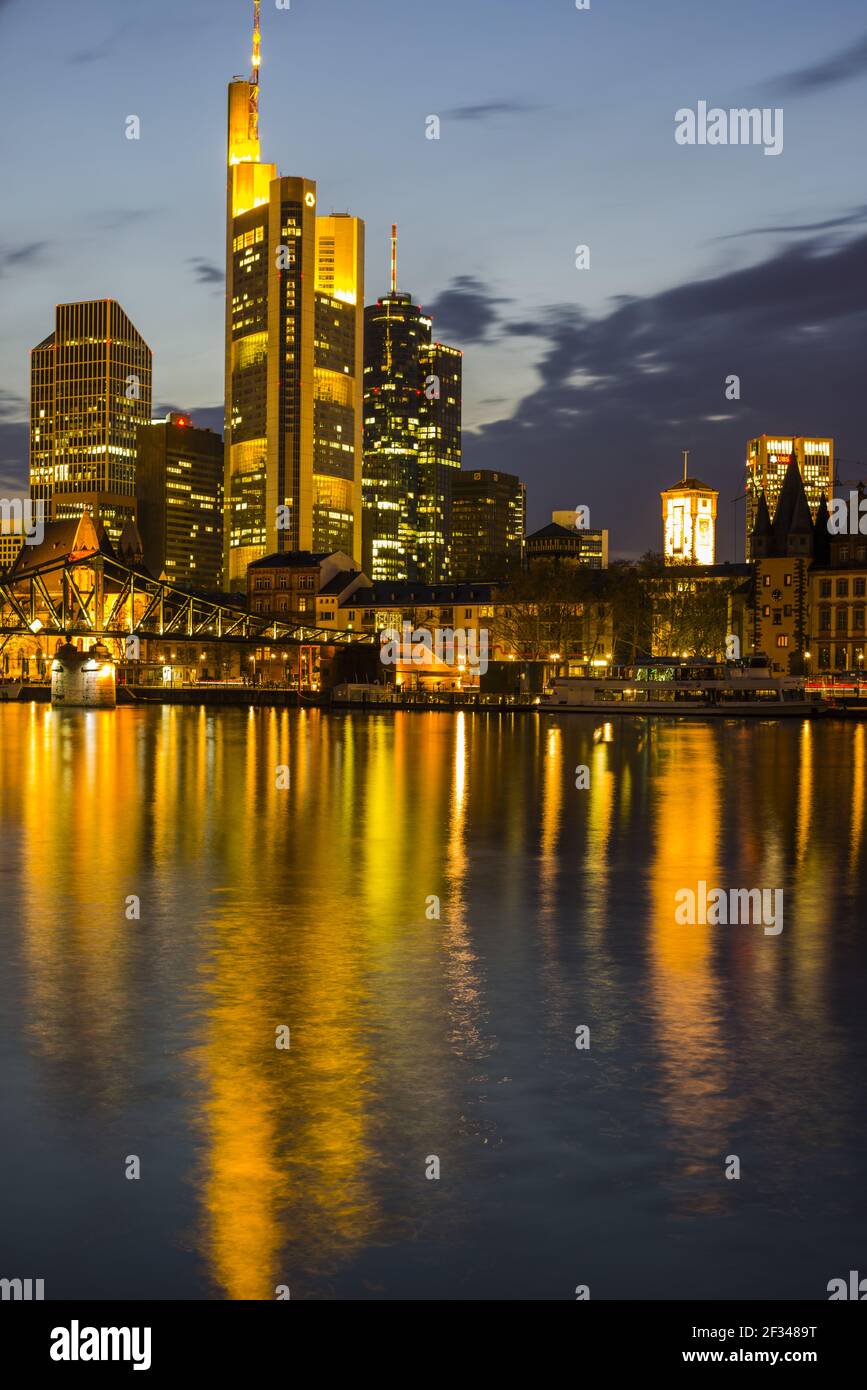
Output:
[{"xmin": 0, "ymin": 550, "xmax": 376, "ymax": 651}]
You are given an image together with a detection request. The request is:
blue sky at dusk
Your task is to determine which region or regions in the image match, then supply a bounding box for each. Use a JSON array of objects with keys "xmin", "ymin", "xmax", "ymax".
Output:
[{"xmin": 1, "ymin": 0, "xmax": 866, "ymax": 557}]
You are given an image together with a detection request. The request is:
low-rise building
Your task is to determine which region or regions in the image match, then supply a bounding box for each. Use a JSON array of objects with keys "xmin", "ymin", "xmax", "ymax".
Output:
[
  {"xmin": 315, "ymin": 579, "xmax": 497, "ymax": 689},
  {"xmin": 246, "ymin": 550, "xmax": 361, "ymax": 621},
  {"xmin": 808, "ymin": 534, "xmax": 867, "ymax": 674},
  {"xmin": 644, "ymin": 563, "xmax": 751, "ymax": 659},
  {"xmin": 525, "ymin": 518, "xmax": 608, "ymax": 569}
]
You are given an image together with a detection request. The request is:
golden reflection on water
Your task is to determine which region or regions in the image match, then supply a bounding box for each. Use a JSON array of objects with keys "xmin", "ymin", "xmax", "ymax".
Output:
[
  {"xmin": 850, "ymin": 723, "xmax": 865, "ymax": 880},
  {"xmin": 1, "ymin": 705, "xmax": 865, "ymax": 1294},
  {"xmin": 649, "ymin": 723, "xmax": 731, "ymax": 1207}
]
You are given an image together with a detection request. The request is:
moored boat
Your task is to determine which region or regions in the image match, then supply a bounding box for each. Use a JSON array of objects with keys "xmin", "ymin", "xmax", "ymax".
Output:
[{"xmin": 541, "ymin": 657, "xmax": 824, "ymax": 717}]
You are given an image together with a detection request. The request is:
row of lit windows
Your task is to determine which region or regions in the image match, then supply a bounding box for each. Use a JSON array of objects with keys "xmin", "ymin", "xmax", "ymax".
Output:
[{"xmin": 233, "ymin": 227, "xmax": 265, "ymax": 251}]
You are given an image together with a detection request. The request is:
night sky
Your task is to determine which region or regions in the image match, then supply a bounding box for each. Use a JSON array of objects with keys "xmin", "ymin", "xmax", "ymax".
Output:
[{"xmin": 1, "ymin": 0, "xmax": 866, "ymax": 558}]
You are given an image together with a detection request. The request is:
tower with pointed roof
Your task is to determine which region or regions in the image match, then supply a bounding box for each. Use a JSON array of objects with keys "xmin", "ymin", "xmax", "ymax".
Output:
[
  {"xmin": 660, "ymin": 451, "xmax": 718, "ymax": 565},
  {"xmin": 750, "ymin": 459, "xmax": 821, "ymax": 674},
  {"xmin": 746, "ymin": 435, "xmax": 833, "ymax": 559}
]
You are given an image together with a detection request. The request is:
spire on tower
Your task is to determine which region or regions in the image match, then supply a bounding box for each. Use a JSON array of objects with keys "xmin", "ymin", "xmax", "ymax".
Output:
[
  {"xmin": 391, "ymin": 224, "xmax": 398, "ymax": 294},
  {"xmin": 682, "ymin": 449, "xmax": 689, "ymax": 483},
  {"xmin": 248, "ymin": 0, "xmax": 261, "ymax": 146},
  {"xmin": 252, "ymin": 0, "xmax": 261, "ymax": 84}
]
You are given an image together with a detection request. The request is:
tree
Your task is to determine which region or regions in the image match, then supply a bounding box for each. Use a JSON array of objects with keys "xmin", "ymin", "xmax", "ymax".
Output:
[{"xmin": 493, "ymin": 563, "xmax": 608, "ymax": 663}]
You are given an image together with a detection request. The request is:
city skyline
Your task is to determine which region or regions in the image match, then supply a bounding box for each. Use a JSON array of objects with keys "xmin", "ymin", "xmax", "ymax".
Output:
[
  {"xmin": 2, "ymin": 0, "xmax": 867, "ymax": 557},
  {"xmin": 3, "ymin": 0, "xmax": 867, "ymax": 1328}
]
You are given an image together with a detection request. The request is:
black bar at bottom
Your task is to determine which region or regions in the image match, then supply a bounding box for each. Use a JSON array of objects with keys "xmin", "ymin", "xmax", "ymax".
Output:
[{"xmin": 3, "ymin": 1300, "xmax": 864, "ymax": 1375}]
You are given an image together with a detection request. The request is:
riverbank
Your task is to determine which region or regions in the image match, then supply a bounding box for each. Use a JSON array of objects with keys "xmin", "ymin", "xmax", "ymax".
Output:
[{"xmin": 6, "ymin": 680, "xmax": 867, "ymax": 717}]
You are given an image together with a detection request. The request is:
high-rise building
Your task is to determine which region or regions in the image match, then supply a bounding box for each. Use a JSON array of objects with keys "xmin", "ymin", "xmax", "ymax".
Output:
[
  {"xmin": 224, "ymin": 3, "xmax": 364, "ymax": 588},
  {"xmin": 136, "ymin": 413, "xmax": 225, "ymax": 589},
  {"xmin": 661, "ymin": 455, "xmax": 718, "ymax": 565},
  {"xmin": 30, "ymin": 300, "xmax": 152, "ymax": 545},
  {"xmin": 0, "ymin": 520, "xmax": 24, "ymax": 572},
  {"xmin": 417, "ymin": 341, "xmax": 462, "ymax": 581},
  {"xmin": 451, "ymin": 469, "xmax": 525, "ymax": 580},
  {"xmin": 362, "ymin": 229, "xmax": 430, "ymax": 579},
  {"xmin": 746, "ymin": 435, "xmax": 833, "ymax": 559},
  {"xmin": 362, "ymin": 228, "xmax": 461, "ymax": 583},
  {"xmin": 313, "ymin": 214, "xmax": 365, "ymax": 557}
]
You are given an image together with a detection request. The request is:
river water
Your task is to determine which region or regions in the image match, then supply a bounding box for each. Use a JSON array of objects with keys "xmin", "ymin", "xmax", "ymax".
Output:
[{"xmin": 0, "ymin": 703, "xmax": 865, "ymax": 1299}]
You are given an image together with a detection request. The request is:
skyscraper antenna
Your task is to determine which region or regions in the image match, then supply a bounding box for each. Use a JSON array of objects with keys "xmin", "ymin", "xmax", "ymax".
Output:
[
  {"xmin": 248, "ymin": 0, "xmax": 261, "ymax": 146},
  {"xmin": 391, "ymin": 224, "xmax": 398, "ymax": 294},
  {"xmin": 252, "ymin": 0, "xmax": 261, "ymax": 84}
]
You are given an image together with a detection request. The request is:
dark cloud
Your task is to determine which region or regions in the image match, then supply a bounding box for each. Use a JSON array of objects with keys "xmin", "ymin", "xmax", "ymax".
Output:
[
  {"xmin": 68, "ymin": 23, "xmax": 131, "ymax": 66},
  {"xmin": 0, "ymin": 421, "xmax": 28, "ymax": 497},
  {"xmin": 69, "ymin": 39, "xmax": 117, "ymax": 65},
  {"xmin": 467, "ymin": 230, "xmax": 867, "ymax": 559},
  {"xmin": 770, "ymin": 30, "xmax": 867, "ymax": 96},
  {"xmin": 426, "ymin": 275, "xmax": 510, "ymax": 344},
  {"xmin": 0, "ymin": 390, "xmax": 30, "ymax": 498},
  {"xmin": 0, "ymin": 388, "xmax": 25, "ymax": 421},
  {"xmin": 0, "ymin": 241, "xmax": 50, "ymax": 273},
  {"xmin": 442, "ymin": 100, "xmax": 542, "ymax": 122},
  {"xmin": 188, "ymin": 258, "xmax": 223, "ymax": 287},
  {"xmin": 100, "ymin": 208, "xmax": 157, "ymax": 231},
  {"xmin": 716, "ymin": 206, "xmax": 867, "ymax": 239}
]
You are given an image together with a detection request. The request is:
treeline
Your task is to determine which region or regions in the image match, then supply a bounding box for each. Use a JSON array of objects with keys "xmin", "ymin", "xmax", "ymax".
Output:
[{"xmin": 493, "ymin": 555, "xmax": 740, "ymax": 662}]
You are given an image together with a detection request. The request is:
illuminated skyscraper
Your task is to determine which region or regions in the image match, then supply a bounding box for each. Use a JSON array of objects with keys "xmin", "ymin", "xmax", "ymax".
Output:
[
  {"xmin": 417, "ymin": 340, "xmax": 462, "ymax": 581},
  {"xmin": 362, "ymin": 227, "xmax": 461, "ymax": 582},
  {"xmin": 452, "ymin": 470, "xmax": 525, "ymax": 580},
  {"xmin": 30, "ymin": 300, "xmax": 152, "ymax": 545},
  {"xmin": 661, "ymin": 453, "xmax": 718, "ymax": 566},
  {"xmin": 136, "ymin": 413, "xmax": 225, "ymax": 589},
  {"xmin": 746, "ymin": 435, "xmax": 833, "ymax": 560},
  {"xmin": 313, "ymin": 214, "xmax": 365, "ymax": 557},
  {"xmin": 362, "ymin": 228, "xmax": 430, "ymax": 579},
  {"xmin": 224, "ymin": 3, "xmax": 364, "ymax": 587}
]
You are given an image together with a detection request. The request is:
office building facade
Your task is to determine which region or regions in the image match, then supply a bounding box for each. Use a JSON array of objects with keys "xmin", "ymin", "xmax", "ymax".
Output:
[
  {"xmin": 451, "ymin": 469, "xmax": 525, "ymax": 580},
  {"xmin": 224, "ymin": 7, "xmax": 363, "ymax": 587},
  {"xmin": 362, "ymin": 290, "xmax": 430, "ymax": 580},
  {"xmin": 417, "ymin": 341, "xmax": 462, "ymax": 581},
  {"xmin": 746, "ymin": 435, "xmax": 833, "ymax": 559},
  {"xmin": 136, "ymin": 413, "xmax": 225, "ymax": 588},
  {"xmin": 362, "ymin": 231, "xmax": 462, "ymax": 583},
  {"xmin": 30, "ymin": 300, "xmax": 152, "ymax": 545}
]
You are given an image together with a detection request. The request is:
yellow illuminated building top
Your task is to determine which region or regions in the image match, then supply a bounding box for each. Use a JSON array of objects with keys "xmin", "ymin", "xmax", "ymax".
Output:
[
  {"xmin": 223, "ymin": 6, "xmax": 365, "ymax": 582},
  {"xmin": 746, "ymin": 435, "xmax": 834, "ymax": 559},
  {"xmin": 661, "ymin": 454, "xmax": 718, "ymax": 566}
]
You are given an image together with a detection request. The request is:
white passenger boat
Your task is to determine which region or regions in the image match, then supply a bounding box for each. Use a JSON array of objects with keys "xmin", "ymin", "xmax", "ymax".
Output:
[{"xmin": 541, "ymin": 658, "xmax": 824, "ymax": 717}]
